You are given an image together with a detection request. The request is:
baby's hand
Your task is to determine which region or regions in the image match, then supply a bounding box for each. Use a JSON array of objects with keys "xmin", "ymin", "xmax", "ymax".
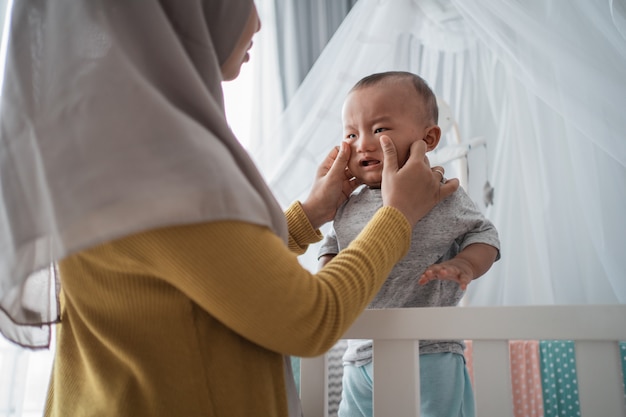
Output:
[{"xmin": 418, "ymin": 258, "xmax": 474, "ymax": 290}]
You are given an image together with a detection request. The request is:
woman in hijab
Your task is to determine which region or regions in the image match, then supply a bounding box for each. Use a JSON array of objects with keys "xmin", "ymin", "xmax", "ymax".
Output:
[{"xmin": 0, "ymin": 1, "xmax": 458, "ymax": 416}]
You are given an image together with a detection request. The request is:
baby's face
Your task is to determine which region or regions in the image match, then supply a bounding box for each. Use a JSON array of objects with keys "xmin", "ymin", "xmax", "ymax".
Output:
[{"xmin": 342, "ymin": 82, "xmax": 432, "ymax": 188}]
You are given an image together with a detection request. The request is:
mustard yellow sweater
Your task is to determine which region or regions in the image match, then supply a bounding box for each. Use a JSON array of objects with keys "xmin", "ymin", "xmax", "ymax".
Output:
[{"xmin": 45, "ymin": 202, "xmax": 410, "ymax": 416}]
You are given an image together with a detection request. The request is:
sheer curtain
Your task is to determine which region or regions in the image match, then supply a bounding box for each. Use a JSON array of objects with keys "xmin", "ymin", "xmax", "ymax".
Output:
[
  {"xmin": 247, "ymin": 0, "xmax": 357, "ymax": 170},
  {"xmin": 258, "ymin": 0, "xmax": 626, "ymax": 305},
  {"xmin": 273, "ymin": 0, "xmax": 358, "ymax": 104}
]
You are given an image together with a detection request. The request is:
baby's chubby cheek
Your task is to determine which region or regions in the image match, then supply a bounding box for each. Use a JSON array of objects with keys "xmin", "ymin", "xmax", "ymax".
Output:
[{"xmin": 348, "ymin": 158, "xmax": 362, "ymax": 174}]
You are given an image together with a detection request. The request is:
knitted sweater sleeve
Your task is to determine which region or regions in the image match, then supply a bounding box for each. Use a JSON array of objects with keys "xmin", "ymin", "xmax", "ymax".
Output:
[
  {"xmin": 116, "ymin": 202, "xmax": 411, "ymax": 357},
  {"xmin": 285, "ymin": 201, "xmax": 324, "ymax": 254}
]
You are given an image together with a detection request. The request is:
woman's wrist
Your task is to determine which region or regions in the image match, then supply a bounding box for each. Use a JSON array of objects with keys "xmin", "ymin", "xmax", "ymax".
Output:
[{"xmin": 299, "ymin": 200, "xmax": 328, "ymax": 230}]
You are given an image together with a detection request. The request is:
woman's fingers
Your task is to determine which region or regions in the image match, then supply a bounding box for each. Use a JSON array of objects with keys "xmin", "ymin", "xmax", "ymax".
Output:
[{"xmin": 380, "ymin": 137, "xmax": 459, "ymax": 226}]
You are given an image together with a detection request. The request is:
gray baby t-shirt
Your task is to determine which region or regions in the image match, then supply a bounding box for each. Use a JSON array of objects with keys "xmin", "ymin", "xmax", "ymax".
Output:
[{"xmin": 318, "ymin": 186, "xmax": 500, "ymax": 365}]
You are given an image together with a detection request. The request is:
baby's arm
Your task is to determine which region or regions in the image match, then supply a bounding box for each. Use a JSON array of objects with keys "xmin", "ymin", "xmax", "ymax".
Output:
[
  {"xmin": 318, "ymin": 254, "xmax": 336, "ymax": 270},
  {"xmin": 418, "ymin": 243, "xmax": 498, "ymax": 290}
]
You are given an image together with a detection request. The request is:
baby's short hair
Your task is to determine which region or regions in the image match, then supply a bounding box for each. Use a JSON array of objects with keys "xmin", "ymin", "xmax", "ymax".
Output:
[{"xmin": 350, "ymin": 71, "xmax": 438, "ymax": 124}]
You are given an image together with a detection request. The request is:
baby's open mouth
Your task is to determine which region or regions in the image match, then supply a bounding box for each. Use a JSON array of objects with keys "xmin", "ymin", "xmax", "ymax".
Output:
[{"xmin": 360, "ymin": 159, "xmax": 381, "ymax": 167}]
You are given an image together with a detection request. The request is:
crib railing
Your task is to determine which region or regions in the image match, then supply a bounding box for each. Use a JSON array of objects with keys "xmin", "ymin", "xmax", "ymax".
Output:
[{"xmin": 300, "ymin": 305, "xmax": 626, "ymax": 417}]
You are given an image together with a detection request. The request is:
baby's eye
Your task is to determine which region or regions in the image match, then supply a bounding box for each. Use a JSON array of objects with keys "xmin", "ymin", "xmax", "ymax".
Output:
[
  {"xmin": 346, "ymin": 133, "xmax": 357, "ymax": 139},
  {"xmin": 374, "ymin": 128, "xmax": 387, "ymax": 134}
]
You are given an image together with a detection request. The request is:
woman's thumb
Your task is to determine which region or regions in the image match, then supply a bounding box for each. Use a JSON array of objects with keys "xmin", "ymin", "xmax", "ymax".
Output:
[
  {"xmin": 325, "ymin": 140, "xmax": 350, "ymax": 177},
  {"xmin": 380, "ymin": 135, "xmax": 398, "ymax": 173}
]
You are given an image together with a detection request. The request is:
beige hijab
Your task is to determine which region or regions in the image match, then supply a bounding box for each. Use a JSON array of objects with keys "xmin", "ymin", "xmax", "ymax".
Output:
[{"xmin": 0, "ymin": 1, "xmax": 288, "ymax": 348}]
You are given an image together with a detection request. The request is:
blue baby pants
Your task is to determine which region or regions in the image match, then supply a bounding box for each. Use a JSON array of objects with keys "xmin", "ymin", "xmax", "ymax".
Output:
[{"xmin": 338, "ymin": 352, "xmax": 475, "ymax": 417}]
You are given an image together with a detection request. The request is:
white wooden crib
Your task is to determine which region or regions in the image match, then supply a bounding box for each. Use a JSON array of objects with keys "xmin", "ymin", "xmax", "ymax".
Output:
[{"xmin": 299, "ymin": 305, "xmax": 626, "ymax": 417}]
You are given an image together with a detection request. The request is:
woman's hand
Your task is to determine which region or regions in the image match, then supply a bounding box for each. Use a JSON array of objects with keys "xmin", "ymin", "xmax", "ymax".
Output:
[
  {"xmin": 301, "ymin": 141, "xmax": 361, "ymax": 229},
  {"xmin": 380, "ymin": 135, "xmax": 459, "ymax": 227}
]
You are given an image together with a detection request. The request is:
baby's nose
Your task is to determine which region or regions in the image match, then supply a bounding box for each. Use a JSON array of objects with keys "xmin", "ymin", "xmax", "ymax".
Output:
[{"xmin": 355, "ymin": 134, "xmax": 378, "ymax": 152}]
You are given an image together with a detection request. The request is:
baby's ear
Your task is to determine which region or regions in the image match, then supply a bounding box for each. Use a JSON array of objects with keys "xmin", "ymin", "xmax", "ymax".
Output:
[{"xmin": 422, "ymin": 125, "xmax": 441, "ymax": 151}]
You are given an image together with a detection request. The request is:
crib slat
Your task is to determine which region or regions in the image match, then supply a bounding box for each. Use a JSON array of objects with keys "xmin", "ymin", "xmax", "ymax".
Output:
[
  {"xmin": 576, "ymin": 341, "xmax": 626, "ymax": 417},
  {"xmin": 373, "ymin": 340, "xmax": 420, "ymax": 417},
  {"xmin": 301, "ymin": 354, "xmax": 328, "ymax": 417},
  {"xmin": 472, "ymin": 340, "xmax": 514, "ymax": 417}
]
